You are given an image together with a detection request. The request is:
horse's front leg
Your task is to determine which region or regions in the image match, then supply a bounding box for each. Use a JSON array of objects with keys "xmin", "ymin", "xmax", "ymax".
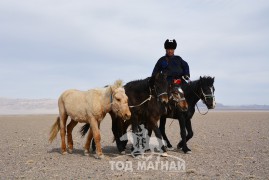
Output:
[
  {"xmin": 150, "ymin": 119, "xmax": 167, "ymax": 157},
  {"xmin": 177, "ymin": 117, "xmax": 193, "ymax": 151},
  {"xmin": 90, "ymin": 121, "xmax": 100, "ymax": 153},
  {"xmin": 177, "ymin": 114, "xmax": 191, "ymax": 153},
  {"xmin": 112, "ymin": 115, "xmax": 127, "ymax": 154},
  {"xmin": 159, "ymin": 115, "xmax": 173, "ymax": 149},
  {"xmin": 130, "ymin": 116, "xmax": 140, "ymax": 154},
  {"xmin": 91, "ymin": 120, "xmax": 104, "ymax": 159}
]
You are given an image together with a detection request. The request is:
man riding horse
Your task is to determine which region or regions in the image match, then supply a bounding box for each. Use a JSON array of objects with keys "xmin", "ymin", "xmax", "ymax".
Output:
[{"xmin": 152, "ymin": 39, "xmax": 191, "ymax": 138}]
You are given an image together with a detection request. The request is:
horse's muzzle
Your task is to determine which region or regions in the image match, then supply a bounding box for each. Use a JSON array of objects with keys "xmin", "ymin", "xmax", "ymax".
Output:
[{"xmin": 124, "ymin": 111, "xmax": 131, "ymax": 120}]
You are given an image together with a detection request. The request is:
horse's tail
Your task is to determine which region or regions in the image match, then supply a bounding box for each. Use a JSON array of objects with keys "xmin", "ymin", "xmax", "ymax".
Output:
[
  {"xmin": 49, "ymin": 116, "xmax": 60, "ymax": 143},
  {"xmin": 80, "ymin": 123, "xmax": 90, "ymax": 137}
]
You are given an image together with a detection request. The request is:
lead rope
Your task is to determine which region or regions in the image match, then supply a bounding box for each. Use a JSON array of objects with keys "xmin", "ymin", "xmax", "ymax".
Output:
[
  {"xmin": 169, "ymin": 119, "xmax": 175, "ymax": 127},
  {"xmin": 195, "ymin": 104, "xmax": 209, "ymax": 115},
  {"xmin": 129, "ymin": 95, "xmax": 153, "ymax": 108},
  {"xmin": 128, "ymin": 87, "xmax": 154, "ymax": 108}
]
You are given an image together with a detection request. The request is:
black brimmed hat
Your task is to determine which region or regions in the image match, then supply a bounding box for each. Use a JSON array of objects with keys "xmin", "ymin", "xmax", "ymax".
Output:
[{"xmin": 164, "ymin": 39, "xmax": 177, "ymax": 49}]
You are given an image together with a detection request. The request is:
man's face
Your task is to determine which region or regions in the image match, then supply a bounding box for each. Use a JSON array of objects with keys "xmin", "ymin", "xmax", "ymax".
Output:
[{"xmin": 166, "ymin": 49, "xmax": 175, "ymax": 57}]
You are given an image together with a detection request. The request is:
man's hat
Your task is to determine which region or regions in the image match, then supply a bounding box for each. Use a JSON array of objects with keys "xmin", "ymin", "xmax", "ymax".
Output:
[{"xmin": 164, "ymin": 39, "xmax": 177, "ymax": 49}]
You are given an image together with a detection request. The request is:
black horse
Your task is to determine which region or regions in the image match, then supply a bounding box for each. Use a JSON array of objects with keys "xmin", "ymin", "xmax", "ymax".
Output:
[
  {"xmin": 159, "ymin": 76, "xmax": 215, "ymax": 153},
  {"xmin": 80, "ymin": 73, "xmax": 169, "ymax": 155}
]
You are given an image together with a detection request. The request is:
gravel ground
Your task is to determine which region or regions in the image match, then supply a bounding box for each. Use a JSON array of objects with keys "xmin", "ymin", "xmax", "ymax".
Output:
[{"xmin": 0, "ymin": 111, "xmax": 268, "ymax": 179}]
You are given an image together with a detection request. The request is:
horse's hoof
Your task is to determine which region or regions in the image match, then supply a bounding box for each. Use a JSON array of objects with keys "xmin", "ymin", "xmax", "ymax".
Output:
[
  {"xmin": 177, "ymin": 144, "xmax": 183, "ymax": 150},
  {"xmin": 182, "ymin": 148, "xmax": 192, "ymax": 154},
  {"xmin": 134, "ymin": 154, "xmax": 142, "ymax": 159},
  {"xmin": 84, "ymin": 150, "xmax": 90, "ymax": 156},
  {"xmin": 166, "ymin": 147, "xmax": 174, "ymax": 151},
  {"xmin": 161, "ymin": 152, "xmax": 168, "ymax": 157},
  {"xmin": 145, "ymin": 149, "xmax": 150, "ymax": 153},
  {"xmin": 62, "ymin": 151, "xmax": 67, "ymax": 155},
  {"xmin": 94, "ymin": 154, "xmax": 104, "ymax": 159},
  {"xmin": 68, "ymin": 149, "xmax": 73, "ymax": 154},
  {"xmin": 120, "ymin": 151, "xmax": 126, "ymax": 155}
]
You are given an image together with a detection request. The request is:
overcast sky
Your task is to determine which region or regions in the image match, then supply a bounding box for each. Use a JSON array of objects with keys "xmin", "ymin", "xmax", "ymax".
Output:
[{"xmin": 0, "ymin": 0, "xmax": 268, "ymax": 105}]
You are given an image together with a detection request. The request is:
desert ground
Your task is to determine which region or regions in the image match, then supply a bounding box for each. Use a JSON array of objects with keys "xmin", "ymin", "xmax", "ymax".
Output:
[{"xmin": 0, "ymin": 111, "xmax": 268, "ymax": 179}]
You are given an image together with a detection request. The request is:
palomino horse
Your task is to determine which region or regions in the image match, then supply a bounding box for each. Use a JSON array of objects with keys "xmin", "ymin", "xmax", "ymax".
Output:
[
  {"xmin": 159, "ymin": 76, "xmax": 216, "ymax": 153},
  {"xmin": 49, "ymin": 80, "xmax": 131, "ymax": 159}
]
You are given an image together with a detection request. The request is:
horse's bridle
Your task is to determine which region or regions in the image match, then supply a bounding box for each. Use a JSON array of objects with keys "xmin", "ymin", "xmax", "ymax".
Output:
[
  {"xmin": 201, "ymin": 87, "xmax": 215, "ymax": 105},
  {"xmin": 187, "ymin": 80, "xmax": 215, "ymax": 115},
  {"xmin": 151, "ymin": 85, "xmax": 168, "ymax": 100}
]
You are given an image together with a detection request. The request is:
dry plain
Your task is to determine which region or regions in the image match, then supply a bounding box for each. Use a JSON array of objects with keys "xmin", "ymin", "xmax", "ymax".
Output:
[{"xmin": 0, "ymin": 111, "xmax": 268, "ymax": 179}]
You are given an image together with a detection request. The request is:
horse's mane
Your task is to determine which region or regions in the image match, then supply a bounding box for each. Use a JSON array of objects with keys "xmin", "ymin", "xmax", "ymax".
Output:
[
  {"xmin": 200, "ymin": 76, "xmax": 215, "ymax": 86},
  {"xmin": 108, "ymin": 79, "xmax": 124, "ymax": 94},
  {"xmin": 182, "ymin": 76, "xmax": 215, "ymax": 94},
  {"xmin": 124, "ymin": 77, "xmax": 150, "ymax": 92},
  {"xmin": 111, "ymin": 79, "xmax": 123, "ymax": 89}
]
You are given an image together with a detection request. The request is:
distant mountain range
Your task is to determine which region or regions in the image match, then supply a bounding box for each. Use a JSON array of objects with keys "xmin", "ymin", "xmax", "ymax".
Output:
[
  {"xmin": 197, "ymin": 102, "xmax": 269, "ymax": 111},
  {"xmin": 0, "ymin": 97, "xmax": 268, "ymax": 115},
  {"xmin": 0, "ymin": 98, "xmax": 57, "ymax": 115}
]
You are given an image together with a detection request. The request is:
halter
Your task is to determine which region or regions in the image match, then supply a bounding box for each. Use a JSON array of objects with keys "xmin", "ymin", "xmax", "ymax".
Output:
[
  {"xmin": 201, "ymin": 87, "xmax": 215, "ymax": 104},
  {"xmin": 110, "ymin": 92, "xmax": 113, "ymax": 109},
  {"xmin": 107, "ymin": 87, "xmax": 114, "ymax": 113},
  {"xmin": 153, "ymin": 85, "xmax": 168, "ymax": 99},
  {"xmin": 109, "ymin": 87, "xmax": 120, "ymax": 113}
]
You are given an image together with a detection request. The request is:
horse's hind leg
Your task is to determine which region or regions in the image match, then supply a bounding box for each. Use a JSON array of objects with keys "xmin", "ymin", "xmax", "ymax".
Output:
[
  {"xmin": 91, "ymin": 119, "xmax": 104, "ymax": 159},
  {"xmin": 67, "ymin": 119, "xmax": 78, "ymax": 154},
  {"xmin": 59, "ymin": 113, "xmax": 68, "ymax": 154}
]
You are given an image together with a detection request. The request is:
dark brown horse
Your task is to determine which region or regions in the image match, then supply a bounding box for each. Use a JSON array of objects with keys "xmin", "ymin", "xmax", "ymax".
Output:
[
  {"xmin": 80, "ymin": 75, "xmax": 189, "ymax": 156},
  {"xmin": 81, "ymin": 73, "xmax": 170, "ymax": 155}
]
